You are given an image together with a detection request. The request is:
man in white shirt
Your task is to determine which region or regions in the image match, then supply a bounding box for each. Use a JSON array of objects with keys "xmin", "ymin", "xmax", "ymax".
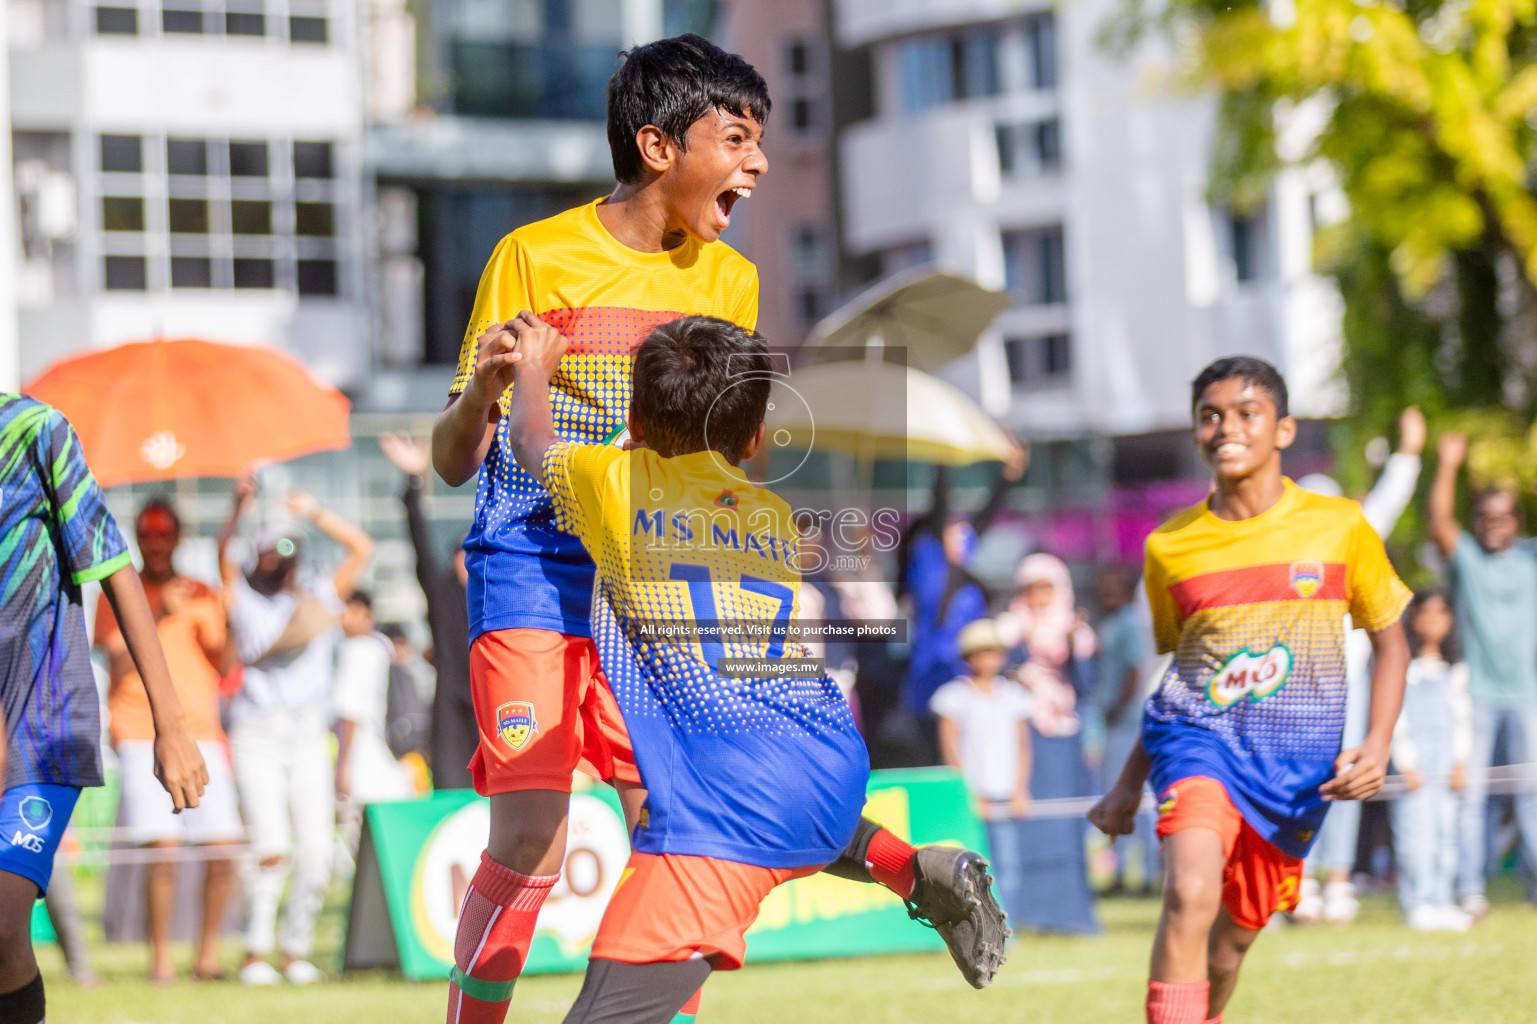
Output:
[{"xmin": 219, "ymin": 482, "xmax": 374, "ymax": 986}]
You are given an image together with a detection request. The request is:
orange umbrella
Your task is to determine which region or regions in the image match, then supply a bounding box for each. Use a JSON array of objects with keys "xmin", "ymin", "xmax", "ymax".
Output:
[{"xmin": 24, "ymin": 338, "xmax": 351, "ymax": 486}]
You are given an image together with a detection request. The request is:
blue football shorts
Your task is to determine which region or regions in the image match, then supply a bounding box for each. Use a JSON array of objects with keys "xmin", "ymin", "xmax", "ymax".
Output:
[{"xmin": 0, "ymin": 784, "xmax": 81, "ymax": 894}]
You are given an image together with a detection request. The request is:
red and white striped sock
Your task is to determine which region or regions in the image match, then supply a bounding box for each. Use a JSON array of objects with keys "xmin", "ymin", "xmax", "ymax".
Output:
[
  {"xmin": 444, "ymin": 852, "xmax": 558, "ymax": 1024},
  {"xmin": 1146, "ymin": 980, "xmax": 1210, "ymax": 1024}
]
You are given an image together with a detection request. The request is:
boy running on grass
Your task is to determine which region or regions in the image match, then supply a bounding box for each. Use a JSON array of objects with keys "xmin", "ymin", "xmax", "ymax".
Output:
[
  {"xmin": 431, "ymin": 34, "xmax": 1005, "ymax": 1023},
  {"xmin": 1090, "ymin": 357, "xmax": 1411, "ymax": 1024},
  {"xmin": 0, "ymin": 395, "xmax": 206, "ymax": 1024},
  {"xmin": 503, "ymin": 313, "xmax": 878, "ymax": 1022}
]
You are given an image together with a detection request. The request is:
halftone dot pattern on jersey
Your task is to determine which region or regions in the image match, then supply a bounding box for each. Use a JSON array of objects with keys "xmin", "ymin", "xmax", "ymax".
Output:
[
  {"xmin": 543, "ymin": 439, "xmax": 868, "ymax": 867},
  {"xmin": 1141, "ymin": 483, "xmax": 1412, "ymax": 857},
  {"xmin": 1146, "ymin": 599, "xmax": 1351, "ymax": 761},
  {"xmin": 544, "ymin": 441, "xmax": 855, "ymax": 739}
]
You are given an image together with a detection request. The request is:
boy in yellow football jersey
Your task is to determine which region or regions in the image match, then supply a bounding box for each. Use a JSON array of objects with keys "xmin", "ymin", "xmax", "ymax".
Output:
[
  {"xmin": 1090, "ymin": 357, "xmax": 1411, "ymax": 1024},
  {"xmin": 431, "ymin": 34, "xmax": 1005, "ymax": 1024}
]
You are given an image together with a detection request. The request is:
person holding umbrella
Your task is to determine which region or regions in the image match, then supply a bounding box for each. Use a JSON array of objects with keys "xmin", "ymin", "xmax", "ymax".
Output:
[{"xmin": 218, "ymin": 479, "xmax": 374, "ymax": 986}]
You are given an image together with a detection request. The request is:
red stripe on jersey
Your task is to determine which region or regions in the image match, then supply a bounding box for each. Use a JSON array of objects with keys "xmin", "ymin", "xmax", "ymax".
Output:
[
  {"xmin": 1168, "ymin": 562, "xmax": 1347, "ymax": 619},
  {"xmin": 540, "ymin": 307, "xmax": 685, "ymax": 356}
]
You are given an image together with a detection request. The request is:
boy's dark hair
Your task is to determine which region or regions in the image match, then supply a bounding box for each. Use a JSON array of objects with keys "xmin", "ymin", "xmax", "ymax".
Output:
[
  {"xmin": 631, "ymin": 316, "xmax": 770, "ymax": 462},
  {"xmin": 1190, "ymin": 356, "xmax": 1290, "ymax": 419},
  {"xmin": 1406, "ymin": 589, "xmax": 1462, "ymax": 662},
  {"xmin": 347, "ymin": 590, "xmax": 374, "ymax": 611},
  {"xmin": 606, "ymin": 33, "xmax": 770, "ymax": 185},
  {"xmin": 136, "ymin": 494, "xmax": 181, "ymax": 534}
]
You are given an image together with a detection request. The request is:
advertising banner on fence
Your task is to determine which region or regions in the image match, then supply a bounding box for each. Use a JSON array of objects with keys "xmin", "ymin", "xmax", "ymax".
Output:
[{"xmin": 343, "ymin": 768, "xmax": 988, "ymax": 980}]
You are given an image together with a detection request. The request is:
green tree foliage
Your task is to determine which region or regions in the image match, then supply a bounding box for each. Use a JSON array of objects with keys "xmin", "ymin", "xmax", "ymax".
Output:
[{"xmin": 1109, "ymin": 0, "xmax": 1537, "ymax": 559}]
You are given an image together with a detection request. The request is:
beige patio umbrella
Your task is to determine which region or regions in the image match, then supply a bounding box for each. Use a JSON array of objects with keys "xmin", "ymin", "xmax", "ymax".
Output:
[
  {"xmin": 764, "ymin": 359, "xmax": 1013, "ymax": 467},
  {"xmin": 806, "ymin": 265, "xmax": 1011, "ymax": 373}
]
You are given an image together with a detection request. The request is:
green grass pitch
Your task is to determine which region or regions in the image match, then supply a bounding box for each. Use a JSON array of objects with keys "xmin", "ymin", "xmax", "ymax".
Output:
[{"xmin": 40, "ymin": 880, "xmax": 1537, "ymax": 1023}]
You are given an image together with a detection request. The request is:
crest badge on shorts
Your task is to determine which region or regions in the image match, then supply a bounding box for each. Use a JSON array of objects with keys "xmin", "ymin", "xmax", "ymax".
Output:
[
  {"xmin": 497, "ymin": 701, "xmax": 538, "ymax": 751},
  {"xmin": 1289, "ymin": 560, "xmax": 1324, "ymax": 598}
]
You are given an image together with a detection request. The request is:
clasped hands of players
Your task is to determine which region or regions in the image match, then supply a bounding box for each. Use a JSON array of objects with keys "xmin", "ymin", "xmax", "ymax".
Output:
[{"xmin": 467, "ymin": 313, "xmax": 568, "ymax": 404}]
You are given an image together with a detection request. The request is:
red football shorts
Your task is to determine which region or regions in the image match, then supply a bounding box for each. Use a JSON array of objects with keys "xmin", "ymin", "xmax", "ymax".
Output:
[
  {"xmin": 1155, "ymin": 775, "xmax": 1303, "ymax": 931},
  {"xmin": 590, "ymin": 853, "xmax": 820, "ymax": 970},
  {"xmin": 467, "ymin": 628, "xmax": 640, "ymax": 796}
]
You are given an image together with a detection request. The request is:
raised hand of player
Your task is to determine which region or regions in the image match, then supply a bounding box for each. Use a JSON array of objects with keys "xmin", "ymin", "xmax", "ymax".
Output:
[
  {"xmin": 1320, "ymin": 742, "xmax": 1388, "ymax": 802},
  {"xmin": 1088, "ymin": 782, "xmax": 1141, "ymax": 837},
  {"xmin": 507, "ymin": 310, "xmax": 569, "ymax": 382}
]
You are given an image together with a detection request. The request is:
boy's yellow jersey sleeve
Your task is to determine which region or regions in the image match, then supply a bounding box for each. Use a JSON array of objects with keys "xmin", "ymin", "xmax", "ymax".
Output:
[
  {"xmin": 1346, "ymin": 511, "xmax": 1413, "ymax": 633},
  {"xmin": 1144, "ymin": 542, "xmax": 1181, "ymax": 656},
  {"xmin": 449, "ymin": 235, "xmax": 539, "ymax": 397},
  {"xmin": 542, "ymin": 440, "xmax": 628, "ymax": 551}
]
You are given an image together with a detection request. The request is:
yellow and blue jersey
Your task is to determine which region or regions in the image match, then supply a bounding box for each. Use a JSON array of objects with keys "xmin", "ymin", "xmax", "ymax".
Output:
[
  {"xmin": 542, "ymin": 440, "xmax": 868, "ymax": 869},
  {"xmin": 450, "ymin": 198, "xmax": 759, "ymax": 640},
  {"xmin": 0, "ymin": 395, "xmax": 129, "ymax": 788},
  {"xmin": 1141, "ymin": 480, "xmax": 1411, "ymax": 857}
]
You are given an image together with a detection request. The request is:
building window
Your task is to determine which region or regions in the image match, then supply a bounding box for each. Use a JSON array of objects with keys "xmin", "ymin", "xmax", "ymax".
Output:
[
  {"xmin": 101, "ymin": 196, "xmax": 145, "ymax": 232},
  {"xmin": 293, "ymin": 141, "xmax": 334, "ymax": 179},
  {"xmin": 1005, "ymin": 334, "xmax": 1072, "ymax": 385},
  {"xmin": 162, "ymin": 5, "xmax": 204, "ymax": 32},
  {"xmin": 225, "ymin": 5, "xmax": 265, "ymax": 35},
  {"xmin": 1228, "ymin": 209, "xmax": 1269, "ymax": 283},
  {"xmin": 1002, "ymin": 226, "xmax": 1066, "ymax": 304},
  {"xmin": 297, "ymin": 259, "xmax": 338, "ymax": 295},
  {"xmin": 167, "ymin": 138, "xmax": 209, "ymax": 176},
  {"xmin": 98, "ymin": 132, "xmax": 345, "ymax": 297},
  {"xmin": 1026, "ymin": 15, "xmax": 1057, "ymax": 90},
  {"xmin": 104, "ymin": 255, "xmax": 147, "ymax": 290},
  {"xmin": 171, "ymin": 256, "xmax": 213, "ymax": 288},
  {"xmin": 996, "ymin": 118, "xmax": 1061, "ymax": 178},
  {"xmin": 781, "ymin": 36, "xmax": 827, "ymax": 137},
  {"xmin": 95, "ymin": 6, "xmax": 138, "ymax": 33},
  {"xmin": 289, "ymin": 15, "xmax": 326, "ymax": 41},
  {"xmin": 229, "ymin": 141, "xmax": 269, "ymax": 177},
  {"xmin": 883, "ymin": 239, "xmax": 932, "ymax": 276},
  {"xmin": 787, "ymin": 223, "xmax": 832, "ymax": 330},
  {"xmin": 898, "ymin": 26, "xmax": 1003, "ymax": 113},
  {"xmin": 100, "ymin": 135, "xmax": 143, "ymax": 174}
]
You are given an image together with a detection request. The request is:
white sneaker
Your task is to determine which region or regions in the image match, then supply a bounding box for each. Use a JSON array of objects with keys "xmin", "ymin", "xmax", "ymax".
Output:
[
  {"xmin": 1459, "ymin": 893, "xmax": 1489, "ymax": 922},
  {"xmin": 1437, "ymin": 905, "xmax": 1474, "ymax": 932},
  {"xmin": 240, "ymin": 961, "xmax": 283, "ymax": 986},
  {"xmin": 1322, "ymin": 880, "xmax": 1359, "ymax": 924},
  {"xmin": 284, "ymin": 959, "xmax": 325, "ymax": 985},
  {"xmin": 1292, "ymin": 877, "xmax": 1323, "ymax": 923},
  {"xmin": 1406, "ymin": 905, "xmax": 1442, "ymax": 932}
]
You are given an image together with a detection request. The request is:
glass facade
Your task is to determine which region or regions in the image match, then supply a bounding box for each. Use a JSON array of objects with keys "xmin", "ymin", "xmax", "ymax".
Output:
[{"xmin": 449, "ymin": 0, "xmax": 719, "ymax": 119}]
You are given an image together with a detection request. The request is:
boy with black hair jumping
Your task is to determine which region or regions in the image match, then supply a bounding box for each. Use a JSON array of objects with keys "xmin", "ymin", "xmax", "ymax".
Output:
[
  {"xmin": 1090, "ymin": 357, "xmax": 1411, "ymax": 1024},
  {"xmin": 431, "ymin": 33, "xmax": 1005, "ymax": 1024}
]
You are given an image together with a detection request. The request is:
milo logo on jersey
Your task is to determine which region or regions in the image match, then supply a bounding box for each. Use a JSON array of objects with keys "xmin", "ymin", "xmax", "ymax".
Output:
[{"xmin": 1206, "ymin": 644, "xmax": 1292, "ymax": 707}]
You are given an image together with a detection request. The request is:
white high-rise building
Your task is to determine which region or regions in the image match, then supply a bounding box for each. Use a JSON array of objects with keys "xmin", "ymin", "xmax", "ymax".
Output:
[
  {"xmin": 833, "ymin": 0, "xmax": 1346, "ymax": 442},
  {"xmin": 9, "ymin": 0, "xmax": 371, "ymax": 386}
]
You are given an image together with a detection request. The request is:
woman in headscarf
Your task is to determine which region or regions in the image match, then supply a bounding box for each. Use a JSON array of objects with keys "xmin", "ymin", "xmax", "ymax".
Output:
[
  {"xmin": 892, "ymin": 444, "xmax": 1028, "ymax": 764},
  {"xmin": 997, "ymin": 552, "xmax": 1102, "ymax": 934}
]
